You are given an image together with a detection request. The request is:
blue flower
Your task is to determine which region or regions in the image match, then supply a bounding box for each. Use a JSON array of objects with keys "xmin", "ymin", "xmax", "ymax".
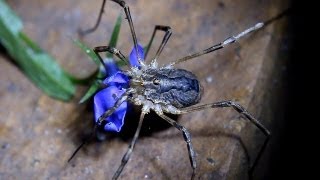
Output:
[
  {"xmin": 129, "ymin": 44, "xmax": 144, "ymax": 67},
  {"xmin": 93, "ymin": 44, "xmax": 144, "ymax": 132}
]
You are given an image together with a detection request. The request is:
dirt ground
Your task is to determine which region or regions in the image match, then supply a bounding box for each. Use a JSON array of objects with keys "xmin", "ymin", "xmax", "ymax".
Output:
[{"xmin": 0, "ymin": 0, "xmax": 289, "ymax": 179}]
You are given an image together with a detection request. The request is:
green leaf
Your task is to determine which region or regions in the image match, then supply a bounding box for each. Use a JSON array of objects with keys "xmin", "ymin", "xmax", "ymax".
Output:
[
  {"xmin": 66, "ymin": 69, "xmax": 98, "ymax": 85},
  {"xmin": 0, "ymin": 0, "xmax": 75, "ymax": 101},
  {"xmin": 72, "ymin": 38, "xmax": 107, "ymax": 79},
  {"xmin": 72, "ymin": 38, "xmax": 101, "ymax": 66},
  {"xmin": 75, "ymin": 13, "xmax": 124, "ymax": 103},
  {"xmin": 79, "ymin": 80, "xmax": 103, "ymax": 104},
  {"xmin": 0, "ymin": 0, "xmax": 22, "ymax": 34},
  {"xmin": 107, "ymin": 14, "xmax": 122, "ymax": 58},
  {"xmin": 73, "ymin": 38, "xmax": 103, "ymax": 103}
]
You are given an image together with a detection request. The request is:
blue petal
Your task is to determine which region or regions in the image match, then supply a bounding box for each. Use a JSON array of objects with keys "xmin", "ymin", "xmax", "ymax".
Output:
[
  {"xmin": 94, "ymin": 86, "xmax": 127, "ymax": 132},
  {"xmin": 102, "ymin": 58, "xmax": 119, "ymax": 77},
  {"xmin": 103, "ymin": 71, "xmax": 129, "ymax": 88},
  {"xmin": 129, "ymin": 44, "xmax": 145, "ymax": 67}
]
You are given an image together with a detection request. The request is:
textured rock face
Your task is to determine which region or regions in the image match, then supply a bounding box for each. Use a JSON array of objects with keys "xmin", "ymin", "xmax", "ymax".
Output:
[{"xmin": 0, "ymin": 0, "xmax": 288, "ymax": 179}]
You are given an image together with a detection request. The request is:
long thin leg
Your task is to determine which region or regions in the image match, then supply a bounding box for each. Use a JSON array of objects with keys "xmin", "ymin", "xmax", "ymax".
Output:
[
  {"xmin": 180, "ymin": 100, "xmax": 270, "ymax": 176},
  {"xmin": 170, "ymin": 22, "xmax": 264, "ymax": 66},
  {"xmin": 79, "ymin": 0, "xmax": 107, "ymax": 36},
  {"xmin": 110, "ymin": 0, "xmax": 141, "ymax": 61},
  {"xmin": 112, "ymin": 112, "xmax": 146, "ymax": 180},
  {"xmin": 170, "ymin": 9, "xmax": 289, "ymax": 66},
  {"xmin": 67, "ymin": 126, "xmax": 97, "ymax": 162},
  {"xmin": 80, "ymin": 0, "xmax": 141, "ymax": 61},
  {"xmin": 94, "ymin": 45, "xmax": 129, "ymax": 70},
  {"xmin": 97, "ymin": 89, "xmax": 133, "ymax": 125},
  {"xmin": 68, "ymin": 89, "xmax": 132, "ymax": 162},
  {"xmin": 145, "ymin": 25, "xmax": 172, "ymax": 60},
  {"xmin": 157, "ymin": 113, "xmax": 197, "ymax": 180}
]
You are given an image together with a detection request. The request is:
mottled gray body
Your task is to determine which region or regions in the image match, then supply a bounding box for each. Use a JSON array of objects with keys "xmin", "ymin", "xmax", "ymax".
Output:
[{"xmin": 141, "ymin": 68, "xmax": 201, "ymax": 108}]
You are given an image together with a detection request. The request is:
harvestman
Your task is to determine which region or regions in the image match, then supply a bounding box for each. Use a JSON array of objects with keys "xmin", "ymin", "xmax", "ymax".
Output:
[{"xmin": 70, "ymin": 0, "xmax": 287, "ymax": 179}]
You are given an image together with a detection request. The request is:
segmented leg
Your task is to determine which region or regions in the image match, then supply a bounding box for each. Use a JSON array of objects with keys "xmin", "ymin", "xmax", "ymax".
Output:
[
  {"xmin": 157, "ymin": 113, "xmax": 197, "ymax": 180},
  {"xmin": 67, "ymin": 125, "xmax": 97, "ymax": 162},
  {"xmin": 170, "ymin": 23, "xmax": 264, "ymax": 66},
  {"xmin": 179, "ymin": 100, "xmax": 270, "ymax": 176},
  {"xmin": 97, "ymin": 89, "xmax": 133, "ymax": 125},
  {"xmin": 145, "ymin": 25, "xmax": 172, "ymax": 60},
  {"xmin": 79, "ymin": 0, "xmax": 142, "ymax": 61},
  {"xmin": 110, "ymin": 0, "xmax": 141, "ymax": 61},
  {"xmin": 68, "ymin": 89, "xmax": 132, "ymax": 162},
  {"xmin": 78, "ymin": 0, "xmax": 107, "ymax": 35},
  {"xmin": 93, "ymin": 45, "xmax": 129, "ymax": 70},
  {"xmin": 112, "ymin": 112, "xmax": 146, "ymax": 180},
  {"xmin": 170, "ymin": 9, "xmax": 288, "ymax": 66}
]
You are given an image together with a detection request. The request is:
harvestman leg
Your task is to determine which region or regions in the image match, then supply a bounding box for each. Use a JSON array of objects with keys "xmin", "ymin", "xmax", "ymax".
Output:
[
  {"xmin": 170, "ymin": 9, "xmax": 288, "ymax": 66},
  {"xmin": 78, "ymin": 0, "xmax": 107, "ymax": 35},
  {"xmin": 79, "ymin": 0, "xmax": 142, "ymax": 61},
  {"xmin": 79, "ymin": 0, "xmax": 173, "ymax": 61},
  {"xmin": 68, "ymin": 89, "xmax": 132, "ymax": 162},
  {"xmin": 94, "ymin": 46, "xmax": 129, "ymax": 68},
  {"xmin": 68, "ymin": 31, "xmax": 134, "ymax": 163},
  {"xmin": 145, "ymin": 25, "xmax": 172, "ymax": 60},
  {"xmin": 179, "ymin": 100, "xmax": 271, "ymax": 176},
  {"xmin": 170, "ymin": 22, "xmax": 264, "ymax": 66},
  {"xmin": 67, "ymin": 126, "xmax": 97, "ymax": 162},
  {"xmin": 110, "ymin": 0, "xmax": 141, "ymax": 60},
  {"xmin": 164, "ymin": 10, "xmax": 288, "ymax": 178},
  {"xmin": 113, "ymin": 112, "xmax": 146, "ymax": 180},
  {"xmin": 157, "ymin": 113, "xmax": 197, "ymax": 180}
]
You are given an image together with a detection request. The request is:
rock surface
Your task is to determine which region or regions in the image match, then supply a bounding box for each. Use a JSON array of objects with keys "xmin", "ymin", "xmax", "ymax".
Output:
[{"xmin": 0, "ymin": 0, "xmax": 289, "ymax": 179}]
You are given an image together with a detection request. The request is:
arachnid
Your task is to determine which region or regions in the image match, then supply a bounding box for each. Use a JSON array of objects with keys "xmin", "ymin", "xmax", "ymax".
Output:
[{"xmin": 70, "ymin": 0, "xmax": 287, "ymax": 179}]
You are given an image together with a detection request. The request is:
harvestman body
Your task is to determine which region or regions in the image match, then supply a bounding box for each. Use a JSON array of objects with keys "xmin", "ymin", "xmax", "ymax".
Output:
[{"xmin": 69, "ymin": 0, "xmax": 287, "ymax": 179}]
